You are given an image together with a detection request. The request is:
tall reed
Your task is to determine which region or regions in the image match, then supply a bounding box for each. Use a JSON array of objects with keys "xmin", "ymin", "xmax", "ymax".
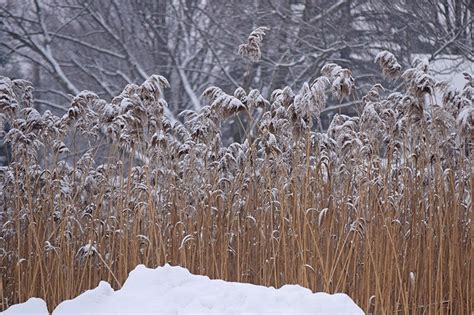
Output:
[{"xmin": 0, "ymin": 53, "xmax": 472, "ymax": 314}]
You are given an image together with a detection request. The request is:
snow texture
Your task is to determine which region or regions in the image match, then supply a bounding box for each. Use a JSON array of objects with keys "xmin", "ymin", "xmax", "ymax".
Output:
[
  {"xmin": 3, "ymin": 264, "xmax": 363, "ymax": 314},
  {"xmin": 2, "ymin": 298, "xmax": 48, "ymax": 315}
]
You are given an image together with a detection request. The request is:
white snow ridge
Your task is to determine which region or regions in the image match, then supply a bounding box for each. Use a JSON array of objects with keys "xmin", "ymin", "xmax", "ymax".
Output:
[{"xmin": 3, "ymin": 264, "xmax": 363, "ymax": 314}]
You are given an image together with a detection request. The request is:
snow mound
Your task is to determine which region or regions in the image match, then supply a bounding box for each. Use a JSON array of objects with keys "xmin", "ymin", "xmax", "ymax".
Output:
[
  {"xmin": 4, "ymin": 264, "xmax": 364, "ymax": 314},
  {"xmin": 2, "ymin": 298, "xmax": 48, "ymax": 315}
]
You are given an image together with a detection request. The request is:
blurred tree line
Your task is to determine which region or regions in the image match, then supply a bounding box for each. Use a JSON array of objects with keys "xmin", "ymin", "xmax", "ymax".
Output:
[{"xmin": 0, "ymin": 0, "xmax": 472, "ymax": 149}]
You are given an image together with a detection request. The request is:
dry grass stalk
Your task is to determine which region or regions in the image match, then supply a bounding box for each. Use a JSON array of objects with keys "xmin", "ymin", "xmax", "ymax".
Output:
[{"xmin": 0, "ymin": 51, "xmax": 472, "ymax": 314}]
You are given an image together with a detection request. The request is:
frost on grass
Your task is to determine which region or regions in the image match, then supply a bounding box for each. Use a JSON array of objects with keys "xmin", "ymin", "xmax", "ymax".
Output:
[
  {"xmin": 238, "ymin": 27, "xmax": 270, "ymax": 62},
  {"xmin": 375, "ymin": 50, "xmax": 402, "ymax": 78},
  {"xmin": 321, "ymin": 63, "xmax": 354, "ymax": 99},
  {"xmin": 0, "ymin": 51, "xmax": 472, "ymax": 313}
]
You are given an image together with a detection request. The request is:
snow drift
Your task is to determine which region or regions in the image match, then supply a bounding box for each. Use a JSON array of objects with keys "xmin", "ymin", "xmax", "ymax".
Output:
[{"xmin": 4, "ymin": 264, "xmax": 363, "ymax": 314}]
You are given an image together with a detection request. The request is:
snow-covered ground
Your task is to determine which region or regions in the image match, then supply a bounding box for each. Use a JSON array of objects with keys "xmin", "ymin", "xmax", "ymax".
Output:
[{"xmin": 3, "ymin": 264, "xmax": 363, "ymax": 314}]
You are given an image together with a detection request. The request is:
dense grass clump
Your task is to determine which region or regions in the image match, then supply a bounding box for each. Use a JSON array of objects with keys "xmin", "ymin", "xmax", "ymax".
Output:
[{"xmin": 0, "ymin": 52, "xmax": 472, "ymax": 314}]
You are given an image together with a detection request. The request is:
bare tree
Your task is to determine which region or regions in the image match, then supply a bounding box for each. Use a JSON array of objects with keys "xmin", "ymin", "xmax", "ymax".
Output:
[{"xmin": 0, "ymin": 0, "xmax": 472, "ymax": 125}]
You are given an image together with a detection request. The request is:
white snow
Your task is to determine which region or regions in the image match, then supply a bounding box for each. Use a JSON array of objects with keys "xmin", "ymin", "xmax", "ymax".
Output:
[
  {"xmin": 3, "ymin": 264, "xmax": 364, "ymax": 314},
  {"xmin": 2, "ymin": 298, "xmax": 48, "ymax": 315}
]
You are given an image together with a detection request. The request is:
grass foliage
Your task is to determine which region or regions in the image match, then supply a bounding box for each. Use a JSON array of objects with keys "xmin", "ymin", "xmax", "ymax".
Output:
[{"xmin": 0, "ymin": 51, "xmax": 472, "ymax": 313}]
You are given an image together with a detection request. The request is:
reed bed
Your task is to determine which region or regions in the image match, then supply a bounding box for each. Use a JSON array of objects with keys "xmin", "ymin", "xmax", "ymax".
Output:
[{"xmin": 0, "ymin": 51, "xmax": 472, "ymax": 314}]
